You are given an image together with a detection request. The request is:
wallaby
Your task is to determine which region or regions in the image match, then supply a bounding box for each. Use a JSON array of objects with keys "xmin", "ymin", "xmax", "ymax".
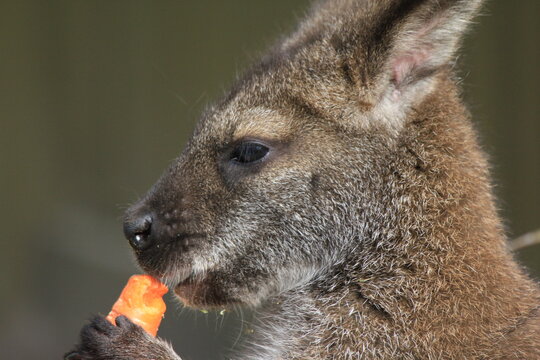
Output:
[{"xmin": 66, "ymin": 0, "xmax": 540, "ymax": 359}]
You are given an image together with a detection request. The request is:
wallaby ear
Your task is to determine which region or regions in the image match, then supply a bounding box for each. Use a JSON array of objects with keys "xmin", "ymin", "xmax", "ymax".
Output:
[
  {"xmin": 377, "ymin": 0, "xmax": 484, "ymax": 89},
  {"xmin": 293, "ymin": 0, "xmax": 484, "ymax": 108}
]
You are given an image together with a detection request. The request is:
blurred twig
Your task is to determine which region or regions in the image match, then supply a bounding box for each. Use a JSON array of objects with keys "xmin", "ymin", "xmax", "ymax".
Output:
[{"xmin": 509, "ymin": 229, "xmax": 540, "ymax": 251}]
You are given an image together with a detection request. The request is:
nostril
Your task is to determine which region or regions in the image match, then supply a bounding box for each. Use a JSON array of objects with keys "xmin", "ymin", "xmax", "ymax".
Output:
[
  {"xmin": 124, "ymin": 215, "xmax": 153, "ymax": 251},
  {"xmin": 131, "ymin": 231, "xmax": 151, "ymax": 250}
]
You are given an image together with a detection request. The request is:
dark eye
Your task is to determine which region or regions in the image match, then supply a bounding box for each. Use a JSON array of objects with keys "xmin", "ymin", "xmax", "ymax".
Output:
[{"xmin": 230, "ymin": 142, "xmax": 270, "ymax": 164}]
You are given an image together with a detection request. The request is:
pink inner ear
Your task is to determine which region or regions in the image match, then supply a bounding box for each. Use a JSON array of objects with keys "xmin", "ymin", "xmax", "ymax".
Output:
[
  {"xmin": 391, "ymin": 47, "xmax": 431, "ymax": 86},
  {"xmin": 390, "ymin": 14, "xmax": 444, "ymax": 87}
]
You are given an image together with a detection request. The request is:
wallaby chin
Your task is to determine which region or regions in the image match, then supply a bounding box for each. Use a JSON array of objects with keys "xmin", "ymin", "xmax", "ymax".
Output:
[{"xmin": 118, "ymin": 0, "xmax": 539, "ymax": 358}]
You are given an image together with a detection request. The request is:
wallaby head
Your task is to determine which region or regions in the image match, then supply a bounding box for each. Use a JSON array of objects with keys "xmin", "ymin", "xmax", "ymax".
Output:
[{"xmin": 122, "ymin": 0, "xmax": 540, "ymax": 357}]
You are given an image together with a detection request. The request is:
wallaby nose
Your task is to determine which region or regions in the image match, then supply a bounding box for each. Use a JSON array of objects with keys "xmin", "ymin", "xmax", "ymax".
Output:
[{"xmin": 123, "ymin": 214, "xmax": 153, "ymax": 251}]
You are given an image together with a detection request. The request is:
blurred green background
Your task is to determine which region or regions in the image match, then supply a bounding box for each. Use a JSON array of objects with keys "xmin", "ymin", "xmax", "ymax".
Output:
[{"xmin": 1, "ymin": 1, "xmax": 538, "ymax": 359}]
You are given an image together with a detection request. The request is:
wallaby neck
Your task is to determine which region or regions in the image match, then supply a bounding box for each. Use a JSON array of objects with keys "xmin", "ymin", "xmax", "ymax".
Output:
[{"xmin": 245, "ymin": 236, "xmax": 540, "ymax": 360}]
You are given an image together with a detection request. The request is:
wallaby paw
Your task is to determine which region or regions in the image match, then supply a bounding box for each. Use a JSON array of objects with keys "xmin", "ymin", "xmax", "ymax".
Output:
[{"xmin": 65, "ymin": 315, "xmax": 181, "ymax": 360}]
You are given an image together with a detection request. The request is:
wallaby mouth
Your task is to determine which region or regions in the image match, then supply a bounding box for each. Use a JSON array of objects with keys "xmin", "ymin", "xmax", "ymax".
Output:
[{"xmin": 171, "ymin": 269, "xmax": 238, "ymax": 308}]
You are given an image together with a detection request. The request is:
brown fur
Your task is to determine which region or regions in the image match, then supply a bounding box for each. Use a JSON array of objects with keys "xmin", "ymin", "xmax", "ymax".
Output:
[
  {"xmin": 284, "ymin": 76, "xmax": 540, "ymax": 359},
  {"xmin": 68, "ymin": 1, "xmax": 540, "ymax": 359}
]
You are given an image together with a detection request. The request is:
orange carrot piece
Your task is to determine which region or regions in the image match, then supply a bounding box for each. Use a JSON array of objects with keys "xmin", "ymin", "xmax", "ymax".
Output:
[{"xmin": 106, "ymin": 274, "xmax": 168, "ymax": 337}]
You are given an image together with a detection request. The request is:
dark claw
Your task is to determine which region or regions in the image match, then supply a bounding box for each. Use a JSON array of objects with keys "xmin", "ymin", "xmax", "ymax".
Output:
[
  {"xmin": 90, "ymin": 315, "xmax": 118, "ymax": 335},
  {"xmin": 115, "ymin": 315, "xmax": 138, "ymax": 330},
  {"xmin": 79, "ymin": 322, "xmax": 100, "ymax": 343}
]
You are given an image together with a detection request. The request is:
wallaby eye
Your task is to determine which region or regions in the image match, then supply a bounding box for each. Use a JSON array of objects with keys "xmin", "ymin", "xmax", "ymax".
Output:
[{"xmin": 230, "ymin": 142, "xmax": 269, "ymax": 164}]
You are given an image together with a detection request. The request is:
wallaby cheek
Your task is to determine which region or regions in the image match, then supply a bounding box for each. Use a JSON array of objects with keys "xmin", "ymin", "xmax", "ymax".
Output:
[{"xmin": 221, "ymin": 181, "xmax": 341, "ymax": 290}]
